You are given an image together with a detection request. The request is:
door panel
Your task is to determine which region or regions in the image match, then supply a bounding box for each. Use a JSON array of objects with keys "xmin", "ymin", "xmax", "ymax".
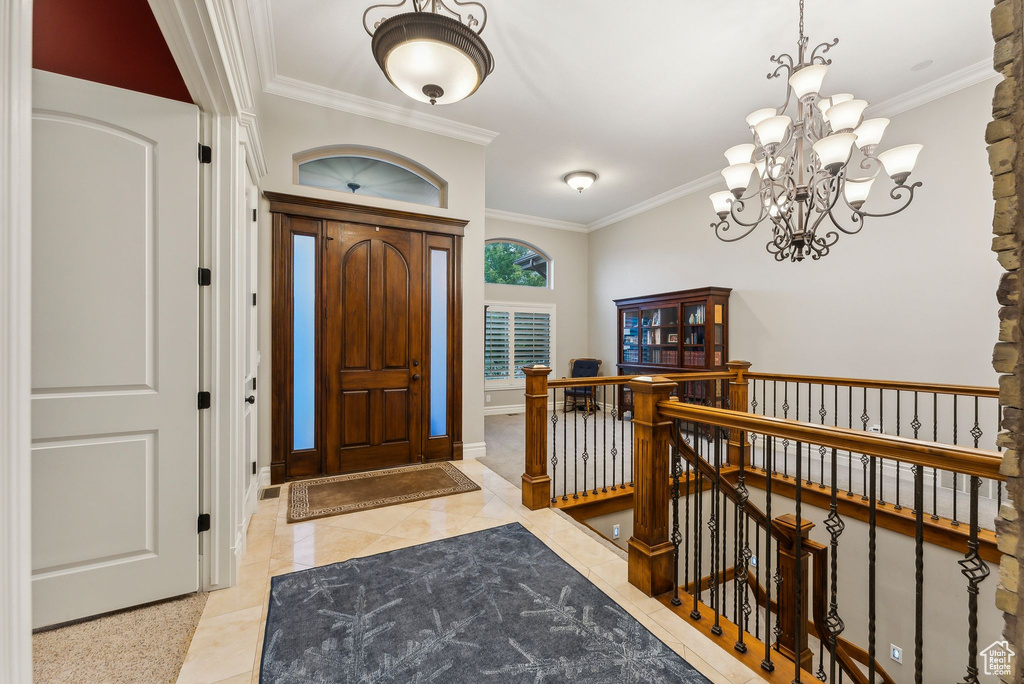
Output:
[
  {"xmin": 30, "ymin": 71, "xmax": 199, "ymax": 628},
  {"xmin": 325, "ymin": 223, "xmax": 423, "ymax": 473}
]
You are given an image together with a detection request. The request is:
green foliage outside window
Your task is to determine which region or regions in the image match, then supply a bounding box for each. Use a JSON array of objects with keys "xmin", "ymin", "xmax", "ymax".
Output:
[{"xmin": 484, "ymin": 242, "xmax": 547, "ymax": 287}]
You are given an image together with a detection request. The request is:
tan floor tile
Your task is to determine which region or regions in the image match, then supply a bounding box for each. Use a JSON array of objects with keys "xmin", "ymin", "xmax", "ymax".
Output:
[
  {"xmin": 356, "ymin": 534, "xmax": 423, "ymax": 556},
  {"xmin": 546, "ymin": 526, "xmax": 621, "ymax": 567},
  {"xmin": 416, "ymin": 489, "xmax": 494, "ymax": 516},
  {"xmin": 473, "ymin": 496, "xmax": 532, "ymax": 526},
  {"xmin": 211, "ymin": 672, "xmax": 252, "ymax": 684},
  {"xmin": 457, "ymin": 516, "xmax": 512, "ymax": 535},
  {"xmin": 270, "ymin": 524, "xmax": 380, "ymax": 566},
  {"xmin": 268, "ymin": 558, "xmax": 311, "ymax": 577},
  {"xmin": 315, "ymin": 503, "xmax": 418, "ymax": 534},
  {"xmin": 176, "ymin": 606, "xmax": 263, "ymax": 684},
  {"xmin": 649, "ymin": 608, "xmax": 761, "ymax": 682},
  {"xmin": 203, "ymin": 561, "xmax": 271, "ymax": 619},
  {"xmin": 383, "ymin": 508, "xmax": 474, "ymax": 541}
]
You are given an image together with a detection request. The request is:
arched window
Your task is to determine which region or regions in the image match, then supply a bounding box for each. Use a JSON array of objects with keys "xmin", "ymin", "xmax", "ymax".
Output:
[
  {"xmin": 293, "ymin": 145, "xmax": 448, "ymax": 208},
  {"xmin": 483, "ymin": 239, "xmax": 551, "ymax": 288}
]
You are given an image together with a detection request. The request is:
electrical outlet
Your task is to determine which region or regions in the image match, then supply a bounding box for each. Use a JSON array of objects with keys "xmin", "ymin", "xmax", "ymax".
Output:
[
  {"xmin": 612, "ymin": 524, "xmax": 620, "ymax": 539},
  {"xmin": 486, "ymin": 394, "xmax": 491, "ymax": 403},
  {"xmin": 890, "ymin": 644, "xmax": 903, "ymax": 664},
  {"xmin": 869, "ymin": 424, "xmax": 882, "ymax": 433},
  {"xmin": 750, "ymin": 555, "xmax": 757, "ymax": 568}
]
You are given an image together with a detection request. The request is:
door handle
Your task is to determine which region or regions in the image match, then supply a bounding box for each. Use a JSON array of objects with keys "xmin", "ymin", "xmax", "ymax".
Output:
[
  {"xmin": 245, "ymin": 395, "xmax": 256, "ymax": 404},
  {"xmin": 412, "ymin": 374, "xmax": 421, "ymax": 381}
]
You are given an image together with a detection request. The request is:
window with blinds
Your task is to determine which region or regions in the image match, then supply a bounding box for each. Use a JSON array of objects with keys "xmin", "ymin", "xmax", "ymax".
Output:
[{"xmin": 484, "ymin": 304, "xmax": 554, "ymax": 387}]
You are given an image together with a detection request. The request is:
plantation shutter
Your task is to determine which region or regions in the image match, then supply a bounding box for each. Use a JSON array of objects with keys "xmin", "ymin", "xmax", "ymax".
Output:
[
  {"xmin": 484, "ymin": 309, "xmax": 511, "ymax": 381},
  {"xmin": 513, "ymin": 311, "xmax": 551, "ymax": 378}
]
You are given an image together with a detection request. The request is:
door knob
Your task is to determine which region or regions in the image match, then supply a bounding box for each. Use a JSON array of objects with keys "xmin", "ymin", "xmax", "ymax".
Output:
[
  {"xmin": 245, "ymin": 395, "xmax": 256, "ymax": 404},
  {"xmin": 412, "ymin": 373, "xmax": 421, "ymax": 381},
  {"xmin": 412, "ymin": 360, "xmax": 419, "ymax": 367}
]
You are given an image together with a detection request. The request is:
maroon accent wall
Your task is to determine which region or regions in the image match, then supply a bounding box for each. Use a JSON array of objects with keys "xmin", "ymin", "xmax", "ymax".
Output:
[{"xmin": 33, "ymin": 0, "xmax": 192, "ymax": 103}]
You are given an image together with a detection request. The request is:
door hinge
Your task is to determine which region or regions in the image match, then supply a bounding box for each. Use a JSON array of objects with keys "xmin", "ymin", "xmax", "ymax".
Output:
[
  {"xmin": 252, "ymin": 208, "xmax": 257, "ymax": 222},
  {"xmin": 198, "ymin": 391, "xmax": 212, "ymax": 410},
  {"xmin": 252, "ymin": 292, "xmax": 257, "ymax": 306},
  {"xmin": 197, "ymin": 513, "xmax": 211, "ymax": 533},
  {"xmin": 252, "ymin": 462, "xmax": 257, "ymax": 475},
  {"xmin": 252, "ymin": 376, "xmax": 257, "ymax": 391},
  {"xmin": 198, "ymin": 144, "xmax": 212, "ymax": 164},
  {"xmin": 198, "ymin": 268, "xmax": 212, "ymax": 286}
]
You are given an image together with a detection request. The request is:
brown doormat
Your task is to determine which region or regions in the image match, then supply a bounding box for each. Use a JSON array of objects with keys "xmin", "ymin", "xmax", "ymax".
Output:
[{"xmin": 287, "ymin": 461, "xmax": 481, "ymax": 523}]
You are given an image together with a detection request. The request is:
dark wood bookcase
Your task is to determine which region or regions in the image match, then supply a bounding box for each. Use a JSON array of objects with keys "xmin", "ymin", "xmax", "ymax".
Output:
[{"xmin": 615, "ymin": 287, "xmax": 731, "ymax": 416}]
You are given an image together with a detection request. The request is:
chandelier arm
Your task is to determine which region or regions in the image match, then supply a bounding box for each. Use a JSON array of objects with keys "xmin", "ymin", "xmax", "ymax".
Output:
[
  {"xmin": 808, "ymin": 231, "xmax": 839, "ymax": 260},
  {"xmin": 728, "ymin": 195, "xmax": 771, "ymax": 229},
  {"xmin": 714, "ymin": 219, "xmax": 762, "ymax": 243},
  {"xmin": 363, "ymin": 0, "xmax": 411, "ymax": 35},
  {"xmin": 768, "ymin": 53, "xmax": 795, "ymax": 81},
  {"xmin": 826, "ymin": 204, "xmax": 866, "ymax": 235},
  {"xmin": 853, "ymin": 181, "xmax": 923, "ymax": 219},
  {"xmin": 808, "ymin": 38, "xmax": 840, "ymax": 66}
]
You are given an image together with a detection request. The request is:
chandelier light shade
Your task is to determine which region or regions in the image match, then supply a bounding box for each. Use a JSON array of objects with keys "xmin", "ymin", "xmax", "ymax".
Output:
[
  {"xmin": 564, "ymin": 171, "xmax": 598, "ymax": 193},
  {"xmin": 709, "ymin": 0, "xmax": 923, "ymax": 261},
  {"xmin": 363, "ymin": 0, "xmax": 494, "ymax": 106}
]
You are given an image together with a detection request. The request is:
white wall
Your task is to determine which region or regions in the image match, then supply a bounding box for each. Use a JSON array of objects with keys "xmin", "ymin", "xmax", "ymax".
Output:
[
  {"xmin": 587, "ymin": 79, "xmax": 1002, "ymax": 387},
  {"xmin": 256, "ymin": 92, "xmax": 488, "ymax": 468},
  {"xmin": 484, "ymin": 217, "xmax": 590, "ymax": 412}
]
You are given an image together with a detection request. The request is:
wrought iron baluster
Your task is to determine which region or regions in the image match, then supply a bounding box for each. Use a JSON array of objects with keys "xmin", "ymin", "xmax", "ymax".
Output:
[
  {"xmin": 847, "ymin": 386, "xmax": 854, "ymax": 496},
  {"xmin": 710, "ymin": 427, "xmax": 722, "ymax": 635},
  {"xmin": 794, "ymin": 440, "xmax": 804, "ymax": 684},
  {"xmin": 825, "ymin": 447, "xmax": 845, "ymax": 684},
  {"xmin": 952, "ymin": 396, "xmax": 959, "ymax": 525},
  {"xmin": 593, "ymin": 392, "xmax": 598, "ymax": 496},
  {"xmin": 573, "ymin": 403, "xmax": 578, "ymax": 499},
  {"xmin": 691, "ymin": 445, "xmax": 703, "ymax": 621},
  {"xmin": 550, "ymin": 389, "xmax": 558, "ymax": 504},
  {"xmin": 563, "ymin": 388, "xmax": 568, "ymax": 501},
  {"xmin": 722, "ymin": 482, "xmax": 729, "ymax": 620},
  {"xmin": 602, "ymin": 386, "xmax": 607, "ymax": 493},
  {"xmin": 581, "ymin": 402, "xmax": 589, "ymax": 497},
  {"xmin": 958, "ymin": 476, "xmax": 988, "ymax": 684},
  {"xmin": 684, "ymin": 445, "xmax": 691, "ymax": 605},
  {"xmin": 629, "ymin": 416, "xmax": 634, "ymax": 487},
  {"xmin": 860, "ymin": 387, "xmax": 869, "ymax": 502},
  {"xmin": 818, "ymin": 384, "xmax": 827, "ymax": 489},
  {"xmin": 913, "ymin": 463, "xmax": 924, "ymax": 684},
  {"xmin": 761, "ymin": 435, "xmax": 775, "ymax": 673},
  {"xmin": 932, "ymin": 394, "xmax": 939, "ymax": 520},
  {"xmin": 868, "ymin": 452, "xmax": 877, "ymax": 683},
  {"xmin": 879, "ymin": 390, "xmax": 885, "ymax": 505},
  {"xmin": 610, "ymin": 389, "xmax": 617, "ymax": 491},
  {"xmin": 782, "ymin": 383, "xmax": 790, "ymax": 477},
  {"xmin": 755, "ymin": 518, "xmax": 761, "ymax": 639},
  {"xmin": 895, "ymin": 390, "xmax": 902, "ymax": 510},
  {"xmin": 671, "ymin": 426, "xmax": 682, "ymax": 607},
  {"xmin": 734, "ymin": 429, "xmax": 750, "ymax": 653}
]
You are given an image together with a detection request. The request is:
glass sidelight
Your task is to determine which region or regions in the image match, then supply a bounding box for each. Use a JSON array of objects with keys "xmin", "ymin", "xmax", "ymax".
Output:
[
  {"xmin": 292, "ymin": 234, "xmax": 316, "ymax": 450},
  {"xmin": 429, "ymin": 249, "xmax": 448, "ymax": 437}
]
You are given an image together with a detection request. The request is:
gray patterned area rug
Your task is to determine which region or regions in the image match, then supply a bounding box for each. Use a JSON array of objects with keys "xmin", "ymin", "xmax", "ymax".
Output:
[{"xmin": 259, "ymin": 523, "xmax": 710, "ymax": 683}]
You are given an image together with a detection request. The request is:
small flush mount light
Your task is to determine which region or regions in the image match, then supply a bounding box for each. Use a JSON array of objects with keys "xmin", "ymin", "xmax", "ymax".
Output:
[
  {"xmin": 363, "ymin": 0, "xmax": 494, "ymax": 106},
  {"xmin": 910, "ymin": 59, "xmax": 933, "ymax": 72},
  {"xmin": 564, "ymin": 171, "xmax": 598, "ymax": 193}
]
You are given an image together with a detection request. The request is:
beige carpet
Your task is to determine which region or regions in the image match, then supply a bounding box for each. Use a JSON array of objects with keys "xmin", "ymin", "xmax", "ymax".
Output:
[{"xmin": 33, "ymin": 592, "xmax": 208, "ymax": 684}]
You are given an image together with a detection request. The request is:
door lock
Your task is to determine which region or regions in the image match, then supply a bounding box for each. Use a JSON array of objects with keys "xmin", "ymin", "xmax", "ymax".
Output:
[
  {"xmin": 412, "ymin": 360, "xmax": 419, "ymax": 367},
  {"xmin": 245, "ymin": 395, "xmax": 256, "ymax": 404}
]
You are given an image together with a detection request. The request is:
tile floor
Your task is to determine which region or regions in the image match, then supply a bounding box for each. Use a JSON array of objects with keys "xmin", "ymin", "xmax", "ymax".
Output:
[{"xmin": 175, "ymin": 459, "xmax": 765, "ymax": 684}]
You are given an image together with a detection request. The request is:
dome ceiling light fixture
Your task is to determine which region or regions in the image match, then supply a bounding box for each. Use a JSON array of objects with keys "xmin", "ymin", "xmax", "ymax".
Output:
[
  {"xmin": 564, "ymin": 171, "xmax": 598, "ymax": 193},
  {"xmin": 362, "ymin": 0, "xmax": 494, "ymax": 106},
  {"xmin": 710, "ymin": 0, "xmax": 923, "ymax": 262}
]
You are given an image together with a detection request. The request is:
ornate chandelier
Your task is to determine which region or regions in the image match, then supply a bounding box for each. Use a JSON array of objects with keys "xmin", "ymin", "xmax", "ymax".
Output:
[
  {"xmin": 710, "ymin": 0, "xmax": 923, "ymax": 262},
  {"xmin": 363, "ymin": 0, "xmax": 494, "ymax": 106}
]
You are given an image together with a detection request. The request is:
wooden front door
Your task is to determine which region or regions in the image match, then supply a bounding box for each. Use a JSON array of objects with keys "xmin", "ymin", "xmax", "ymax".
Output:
[{"xmin": 323, "ymin": 222, "xmax": 424, "ymax": 473}]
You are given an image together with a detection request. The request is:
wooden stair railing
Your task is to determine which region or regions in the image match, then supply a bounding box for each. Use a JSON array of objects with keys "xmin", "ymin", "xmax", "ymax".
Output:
[{"xmin": 623, "ymin": 375, "xmax": 1004, "ymax": 684}]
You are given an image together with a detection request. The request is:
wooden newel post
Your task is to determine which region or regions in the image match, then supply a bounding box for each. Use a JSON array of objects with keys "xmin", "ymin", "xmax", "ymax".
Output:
[
  {"xmin": 627, "ymin": 376, "xmax": 677, "ymax": 597},
  {"xmin": 775, "ymin": 514, "xmax": 814, "ymax": 672},
  {"xmin": 522, "ymin": 365, "xmax": 552, "ymax": 510},
  {"xmin": 726, "ymin": 360, "xmax": 752, "ymax": 465}
]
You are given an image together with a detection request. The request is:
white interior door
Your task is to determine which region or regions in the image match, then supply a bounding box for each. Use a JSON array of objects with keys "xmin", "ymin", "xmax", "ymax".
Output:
[{"xmin": 30, "ymin": 70, "xmax": 200, "ymax": 628}]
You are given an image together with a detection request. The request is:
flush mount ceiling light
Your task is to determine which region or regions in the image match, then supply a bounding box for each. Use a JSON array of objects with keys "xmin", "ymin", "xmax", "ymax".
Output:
[
  {"xmin": 710, "ymin": 0, "xmax": 923, "ymax": 262},
  {"xmin": 564, "ymin": 171, "xmax": 598, "ymax": 193},
  {"xmin": 363, "ymin": 0, "xmax": 494, "ymax": 106}
]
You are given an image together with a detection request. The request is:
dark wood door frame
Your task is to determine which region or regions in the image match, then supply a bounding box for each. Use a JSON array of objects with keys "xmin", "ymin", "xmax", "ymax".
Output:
[{"xmin": 268, "ymin": 192, "xmax": 466, "ymax": 484}]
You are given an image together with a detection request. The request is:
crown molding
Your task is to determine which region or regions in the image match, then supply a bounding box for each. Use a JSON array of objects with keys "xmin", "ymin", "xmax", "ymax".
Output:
[
  {"xmin": 485, "ymin": 208, "xmax": 589, "ymax": 233},
  {"xmin": 587, "ymin": 171, "xmax": 721, "ymax": 232},
  {"xmin": 239, "ymin": 112, "xmax": 268, "ymax": 179},
  {"xmin": 868, "ymin": 58, "xmax": 997, "ymax": 119}
]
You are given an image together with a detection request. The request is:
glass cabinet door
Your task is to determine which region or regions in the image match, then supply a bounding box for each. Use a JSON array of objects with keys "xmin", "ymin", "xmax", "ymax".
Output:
[
  {"xmin": 713, "ymin": 301, "xmax": 725, "ymax": 367},
  {"xmin": 621, "ymin": 308, "xmax": 639, "ymax": 363},
  {"xmin": 639, "ymin": 306, "xmax": 678, "ymax": 365},
  {"xmin": 682, "ymin": 303, "xmax": 706, "ymax": 367}
]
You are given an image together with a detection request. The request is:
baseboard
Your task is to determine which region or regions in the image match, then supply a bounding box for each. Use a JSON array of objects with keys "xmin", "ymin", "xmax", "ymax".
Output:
[
  {"xmin": 463, "ymin": 441, "xmax": 487, "ymax": 459},
  {"xmin": 259, "ymin": 466, "xmax": 271, "ymax": 489}
]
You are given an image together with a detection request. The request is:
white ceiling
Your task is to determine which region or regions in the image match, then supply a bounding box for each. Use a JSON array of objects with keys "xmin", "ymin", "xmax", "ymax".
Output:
[{"xmin": 253, "ymin": 0, "xmax": 993, "ymax": 227}]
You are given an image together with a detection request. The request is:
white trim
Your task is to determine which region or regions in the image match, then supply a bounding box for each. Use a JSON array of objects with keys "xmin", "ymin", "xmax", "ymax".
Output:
[
  {"xmin": 485, "ymin": 208, "xmax": 589, "ymax": 233},
  {"xmin": 868, "ymin": 59, "xmax": 997, "ymax": 119},
  {"xmin": 587, "ymin": 171, "xmax": 721, "ymax": 232},
  {"xmin": 259, "ymin": 466, "xmax": 272, "ymax": 489},
  {"xmin": 264, "ymin": 74, "xmax": 499, "ymax": 147},
  {"xmin": 239, "ymin": 111, "xmax": 267, "ymax": 179},
  {"xmin": 246, "ymin": 0, "xmax": 497, "ymax": 147},
  {"xmin": 0, "ymin": 0, "xmax": 32, "ymax": 677},
  {"xmin": 462, "ymin": 442, "xmax": 487, "ymax": 459}
]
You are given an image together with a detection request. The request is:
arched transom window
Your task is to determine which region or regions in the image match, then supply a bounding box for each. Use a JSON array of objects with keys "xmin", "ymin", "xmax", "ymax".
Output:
[
  {"xmin": 293, "ymin": 145, "xmax": 448, "ymax": 208},
  {"xmin": 483, "ymin": 239, "xmax": 551, "ymax": 288}
]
